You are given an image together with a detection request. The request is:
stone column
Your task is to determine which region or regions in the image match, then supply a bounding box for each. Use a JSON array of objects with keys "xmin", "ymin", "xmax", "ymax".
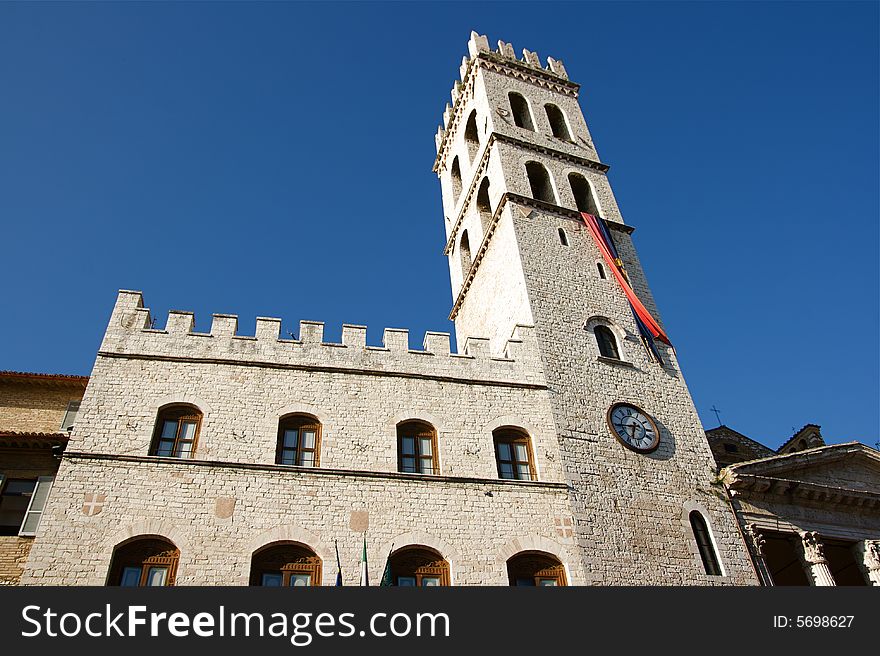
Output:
[
  {"xmin": 856, "ymin": 540, "xmax": 880, "ymax": 586},
  {"xmin": 799, "ymin": 531, "xmax": 836, "ymax": 586},
  {"xmin": 744, "ymin": 524, "xmax": 773, "ymax": 586}
]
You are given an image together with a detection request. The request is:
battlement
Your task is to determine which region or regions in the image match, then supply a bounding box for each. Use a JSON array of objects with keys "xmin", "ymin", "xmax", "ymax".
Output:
[
  {"xmin": 99, "ymin": 291, "xmax": 546, "ymax": 387},
  {"xmin": 435, "ymin": 31, "xmax": 575, "ymax": 153}
]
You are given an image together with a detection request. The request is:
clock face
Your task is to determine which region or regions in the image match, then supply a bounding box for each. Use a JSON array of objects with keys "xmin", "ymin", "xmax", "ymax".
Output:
[{"xmin": 607, "ymin": 403, "xmax": 660, "ymax": 453}]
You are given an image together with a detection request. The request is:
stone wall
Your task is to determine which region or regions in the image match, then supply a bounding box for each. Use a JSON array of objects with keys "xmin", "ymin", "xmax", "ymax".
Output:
[{"xmin": 23, "ymin": 454, "xmax": 578, "ymax": 586}]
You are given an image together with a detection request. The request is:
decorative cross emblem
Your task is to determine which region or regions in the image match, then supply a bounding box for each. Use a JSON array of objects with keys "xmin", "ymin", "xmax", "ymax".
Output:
[
  {"xmin": 82, "ymin": 493, "xmax": 106, "ymax": 516},
  {"xmin": 710, "ymin": 405, "xmax": 722, "ymax": 425}
]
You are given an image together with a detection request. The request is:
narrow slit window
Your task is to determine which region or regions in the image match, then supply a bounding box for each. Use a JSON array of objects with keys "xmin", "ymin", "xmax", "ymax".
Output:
[
  {"xmin": 558, "ymin": 228, "xmax": 568, "ymax": 246},
  {"xmin": 597, "ymin": 262, "xmax": 607, "ymax": 279},
  {"xmin": 690, "ymin": 511, "xmax": 723, "ymax": 576}
]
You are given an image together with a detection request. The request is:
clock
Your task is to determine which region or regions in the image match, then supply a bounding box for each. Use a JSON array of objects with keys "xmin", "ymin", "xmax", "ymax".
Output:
[{"xmin": 607, "ymin": 403, "xmax": 660, "ymax": 453}]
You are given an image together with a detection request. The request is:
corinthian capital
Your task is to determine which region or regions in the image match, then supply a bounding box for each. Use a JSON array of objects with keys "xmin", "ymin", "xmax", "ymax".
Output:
[{"xmin": 800, "ymin": 531, "xmax": 827, "ymax": 564}]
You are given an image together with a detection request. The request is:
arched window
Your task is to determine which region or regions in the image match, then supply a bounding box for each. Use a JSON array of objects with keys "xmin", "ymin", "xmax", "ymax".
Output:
[
  {"xmin": 568, "ymin": 172, "xmax": 600, "ymax": 215},
  {"xmin": 476, "ymin": 177, "xmax": 492, "ymax": 235},
  {"xmin": 450, "ymin": 156, "xmax": 462, "ymax": 203},
  {"xmin": 525, "ymin": 162, "xmax": 556, "ymax": 204},
  {"xmin": 545, "ymin": 104, "xmax": 571, "ymax": 141},
  {"xmin": 507, "ymin": 551, "xmax": 567, "ymax": 586},
  {"xmin": 388, "ymin": 546, "xmax": 450, "ymax": 586},
  {"xmin": 558, "ymin": 227, "xmax": 568, "ymax": 246},
  {"xmin": 108, "ymin": 536, "xmax": 179, "ymax": 587},
  {"xmin": 250, "ymin": 542, "xmax": 322, "ymax": 586},
  {"xmin": 459, "ymin": 230, "xmax": 472, "ymax": 277},
  {"xmin": 594, "ymin": 325, "xmax": 620, "ymax": 360},
  {"xmin": 508, "ymin": 92, "xmax": 534, "ymax": 130},
  {"xmin": 689, "ymin": 511, "xmax": 722, "ymax": 576},
  {"xmin": 597, "ymin": 261, "xmax": 607, "ymax": 279},
  {"xmin": 150, "ymin": 404, "xmax": 201, "ymax": 459},
  {"xmin": 397, "ymin": 420, "xmax": 438, "ymax": 474},
  {"xmin": 493, "ymin": 427, "xmax": 536, "ymax": 481},
  {"xmin": 464, "ymin": 110, "xmax": 479, "ymax": 161},
  {"xmin": 276, "ymin": 414, "xmax": 321, "ymax": 467}
]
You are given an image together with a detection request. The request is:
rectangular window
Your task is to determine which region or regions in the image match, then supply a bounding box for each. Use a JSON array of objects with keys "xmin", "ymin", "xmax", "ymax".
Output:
[
  {"xmin": 120, "ymin": 567, "xmax": 142, "ymax": 587},
  {"xmin": 262, "ymin": 573, "xmax": 283, "ymax": 587},
  {"xmin": 19, "ymin": 476, "xmax": 54, "ymax": 537},
  {"xmin": 146, "ymin": 567, "xmax": 168, "ymax": 587}
]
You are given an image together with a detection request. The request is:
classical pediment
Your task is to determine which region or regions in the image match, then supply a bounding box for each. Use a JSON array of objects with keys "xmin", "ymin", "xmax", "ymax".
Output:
[{"xmin": 722, "ymin": 442, "xmax": 880, "ymax": 506}]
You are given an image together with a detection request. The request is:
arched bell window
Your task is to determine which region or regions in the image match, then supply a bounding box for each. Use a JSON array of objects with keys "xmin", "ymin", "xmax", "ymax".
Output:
[
  {"xmin": 508, "ymin": 92, "xmax": 534, "ymax": 130},
  {"xmin": 545, "ymin": 104, "xmax": 572, "ymax": 141},
  {"xmin": 108, "ymin": 536, "xmax": 179, "ymax": 587},
  {"xmin": 568, "ymin": 172, "xmax": 600, "ymax": 215},
  {"xmin": 476, "ymin": 177, "xmax": 492, "ymax": 235},
  {"xmin": 459, "ymin": 229, "xmax": 472, "ymax": 278},
  {"xmin": 250, "ymin": 542, "xmax": 322, "ymax": 586},
  {"xmin": 450, "ymin": 156, "xmax": 462, "ymax": 203},
  {"xmin": 525, "ymin": 161, "xmax": 556, "ymax": 204},
  {"xmin": 464, "ymin": 110, "xmax": 480, "ymax": 162}
]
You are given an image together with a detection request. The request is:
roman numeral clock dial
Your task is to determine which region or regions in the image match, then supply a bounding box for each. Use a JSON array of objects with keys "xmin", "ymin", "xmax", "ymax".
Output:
[{"xmin": 607, "ymin": 403, "xmax": 660, "ymax": 453}]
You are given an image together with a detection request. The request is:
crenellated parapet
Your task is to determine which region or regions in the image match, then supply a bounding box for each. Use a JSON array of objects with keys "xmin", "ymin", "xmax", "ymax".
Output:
[
  {"xmin": 434, "ymin": 31, "xmax": 578, "ymax": 165},
  {"xmin": 99, "ymin": 291, "xmax": 546, "ymax": 387}
]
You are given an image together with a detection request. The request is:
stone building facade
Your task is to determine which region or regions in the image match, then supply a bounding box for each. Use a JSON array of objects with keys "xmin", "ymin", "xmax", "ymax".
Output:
[
  {"xmin": 0, "ymin": 371, "xmax": 87, "ymax": 584},
  {"xmin": 21, "ymin": 33, "xmax": 769, "ymax": 586},
  {"xmin": 707, "ymin": 424, "xmax": 880, "ymax": 585}
]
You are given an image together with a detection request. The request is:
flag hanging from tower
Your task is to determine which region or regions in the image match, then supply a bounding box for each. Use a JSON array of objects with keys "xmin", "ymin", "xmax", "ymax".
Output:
[{"xmin": 581, "ymin": 212, "xmax": 671, "ymax": 358}]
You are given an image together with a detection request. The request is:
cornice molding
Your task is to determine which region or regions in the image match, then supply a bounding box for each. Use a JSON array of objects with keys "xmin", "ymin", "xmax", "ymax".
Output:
[
  {"xmin": 61, "ymin": 451, "xmax": 570, "ymax": 491},
  {"xmin": 725, "ymin": 472, "xmax": 880, "ymax": 509}
]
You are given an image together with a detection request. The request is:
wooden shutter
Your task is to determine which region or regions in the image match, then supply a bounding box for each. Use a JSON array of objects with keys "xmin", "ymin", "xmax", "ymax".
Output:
[{"xmin": 19, "ymin": 476, "xmax": 54, "ymax": 537}]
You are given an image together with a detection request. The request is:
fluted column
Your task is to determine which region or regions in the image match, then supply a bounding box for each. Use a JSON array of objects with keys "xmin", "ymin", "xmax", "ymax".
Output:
[
  {"xmin": 744, "ymin": 524, "xmax": 773, "ymax": 586},
  {"xmin": 857, "ymin": 540, "xmax": 880, "ymax": 586},
  {"xmin": 799, "ymin": 531, "xmax": 836, "ymax": 586}
]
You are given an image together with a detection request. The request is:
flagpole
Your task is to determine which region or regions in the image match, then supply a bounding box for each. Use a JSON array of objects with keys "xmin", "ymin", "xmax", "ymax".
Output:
[{"xmin": 360, "ymin": 532, "xmax": 369, "ymax": 586}]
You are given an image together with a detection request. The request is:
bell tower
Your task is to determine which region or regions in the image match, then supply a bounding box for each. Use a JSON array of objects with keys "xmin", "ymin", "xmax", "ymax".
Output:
[{"xmin": 434, "ymin": 32, "xmax": 757, "ymax": 584}]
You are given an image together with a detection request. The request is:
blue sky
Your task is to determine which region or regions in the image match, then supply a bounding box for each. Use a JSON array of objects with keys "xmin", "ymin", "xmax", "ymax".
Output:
[{"xmin": 1, "ymin": 2, "xmax": 877, "ymax": 450}]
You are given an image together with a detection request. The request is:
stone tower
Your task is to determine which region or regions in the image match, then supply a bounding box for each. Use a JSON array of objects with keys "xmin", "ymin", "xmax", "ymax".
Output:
[{"xmin": 434, "ymin": 32, "xmax": 757, "ymax": 584}]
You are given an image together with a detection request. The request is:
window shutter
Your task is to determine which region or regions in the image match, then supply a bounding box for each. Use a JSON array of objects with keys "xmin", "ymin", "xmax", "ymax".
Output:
[
  {"xmin": 60, "ymin": 401, "xmax": 81, "ymax": 431},
  {"xmin": 19, "ymin": 476, "xmax": 54, "ymax": 537}
]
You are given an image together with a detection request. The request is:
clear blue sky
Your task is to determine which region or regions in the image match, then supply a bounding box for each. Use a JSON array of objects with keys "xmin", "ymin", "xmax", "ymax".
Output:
[{"xmin": 1, "ymin": 2, "xmax": 877, "ymax": 450}]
